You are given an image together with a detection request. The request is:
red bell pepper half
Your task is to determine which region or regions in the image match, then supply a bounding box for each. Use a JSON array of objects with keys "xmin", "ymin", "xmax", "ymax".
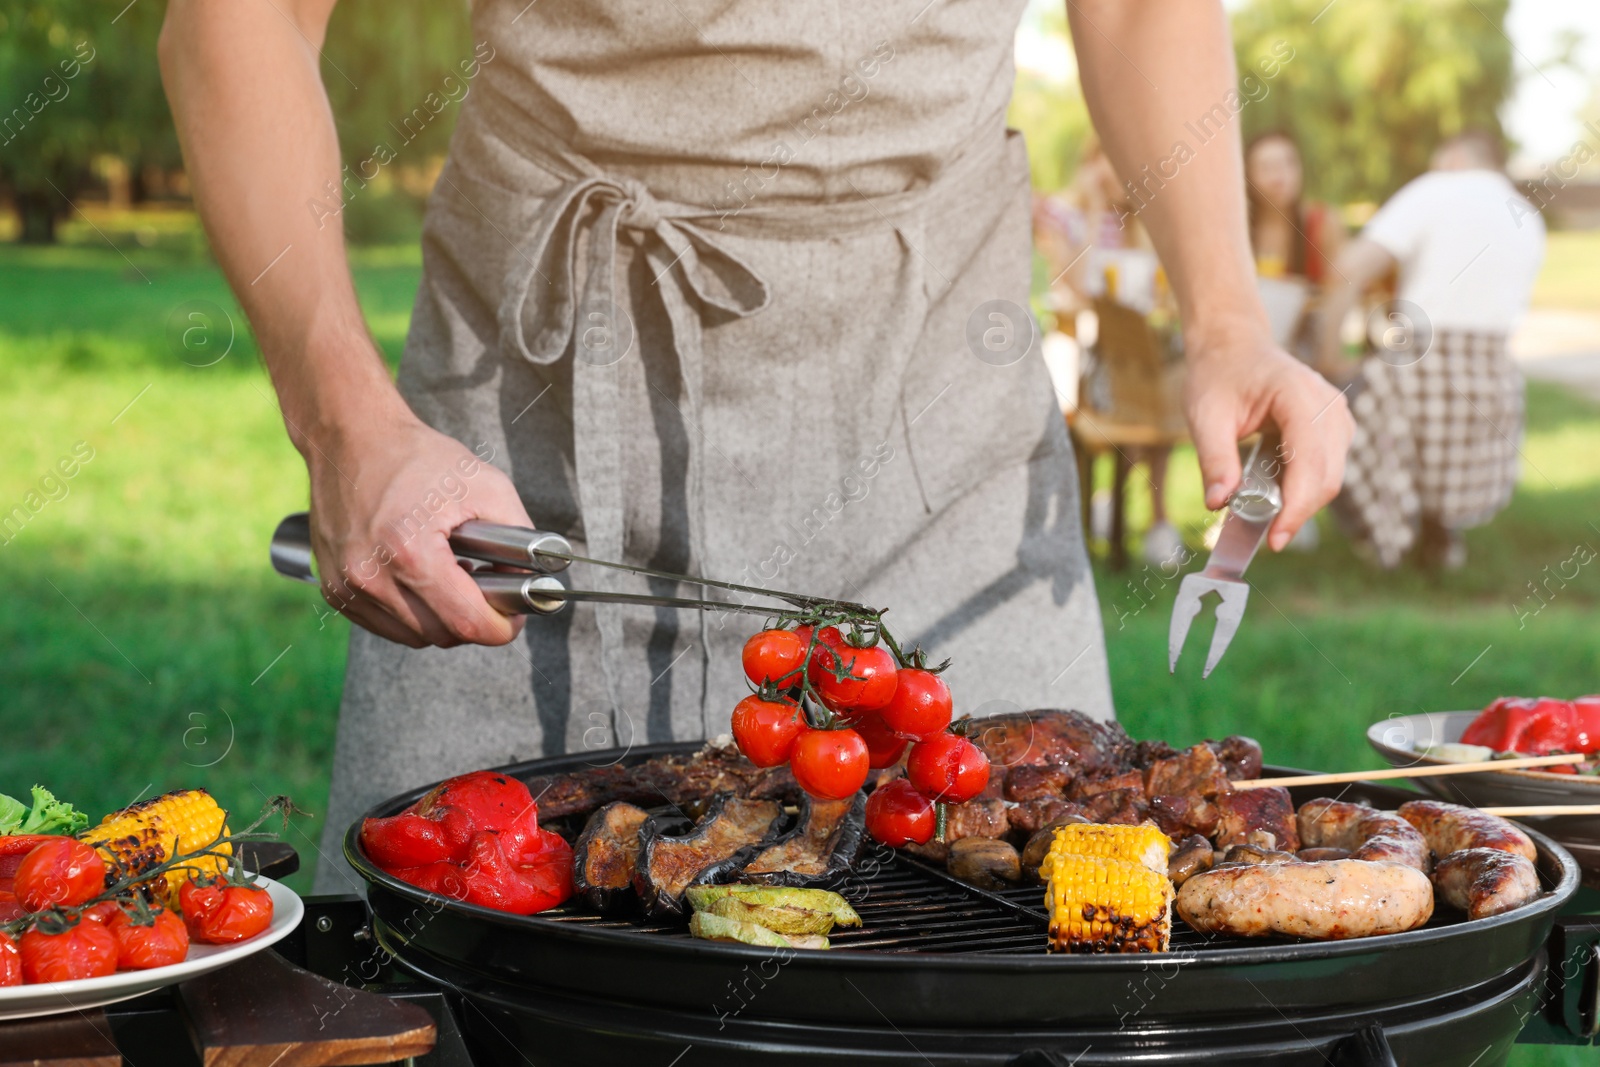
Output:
[
  {"xmin": 1460, "ymin": 696, "xmax": 1600, "ymax": 756},
  {"xmin": 361, "ymin": 770, "xmax": 572, "ymax": 915}
]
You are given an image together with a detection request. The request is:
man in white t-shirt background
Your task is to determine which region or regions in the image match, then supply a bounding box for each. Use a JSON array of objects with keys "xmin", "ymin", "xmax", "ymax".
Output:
[{"xmin": 1315, "ymin": 130, "xmax": 1546, "ymax": 569}]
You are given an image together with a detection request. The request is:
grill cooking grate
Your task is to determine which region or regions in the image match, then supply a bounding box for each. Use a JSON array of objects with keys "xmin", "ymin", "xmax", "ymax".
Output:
[
  {"xmin": 540, "ymin": 850, "xmax": 1488, "ymax": 955},
  {"xmin": 537, "ymin": 852, "xmax": 1293, "ymax": 954}
]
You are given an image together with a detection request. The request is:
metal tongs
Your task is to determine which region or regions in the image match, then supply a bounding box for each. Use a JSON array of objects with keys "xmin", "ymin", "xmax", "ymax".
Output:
[
  {"xmin": 269, "ymin": 512, "xmax": 876, "ymax": 618},
  {"xmin": 1167, "ymin": 430, "xmax": 1284, "ymax": 678}
]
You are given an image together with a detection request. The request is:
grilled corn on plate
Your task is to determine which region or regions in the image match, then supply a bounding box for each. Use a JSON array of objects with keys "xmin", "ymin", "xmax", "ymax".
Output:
[{"xmin": 81, "ymin": 789, "xmax": 230, "ymax": 906}]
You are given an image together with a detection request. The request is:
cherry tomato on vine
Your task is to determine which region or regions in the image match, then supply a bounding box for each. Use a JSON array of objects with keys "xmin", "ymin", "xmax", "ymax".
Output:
[
  {"xmin": 20, "ymin": 920, "xmax": 117, "ymax": 983},
  {"xmin": 14, "ymin": 838, "xmax": 107, "ymax": 912},
  {"xmin": 0, "ymin": 935, "xmax": 20, "ymax": 987},
  {"xmin": 179, "ymin": 878, "xmax": 274, "ymax": 944},
  {"xmin": 879, "ymin": 668, "xmax": 953, "ymax": 740},
  {"xmin": 864, "ymin": 779, "xmax": 937, "ymax": 846},
  {"xmin": 80, "ymin": 901, "xmax": 121, "ymax": 925},
  {"xmin": 789, "ymin": 727, "xmax": 870, "ymax": 800},
  {"xmin": 906, "ymin": 732, "xmax": 990, "ymax": 804},
  {"xmin": 741, "ymin": 629, "xmax": 807, "ymax": 687},
  {"xmin": 109, "ymin": 907, "xmax": 190, "ymax": 970},
  {"xmin": 808, "ymin": 630, "xmax": 898, "ymax": 712},
  {"xmin": 849, "ymin": 710, "xmax": 910, "ymax": 769},
  {"xmin": 730, "ymin": 694, "xmax": 806, "ymax": 767}
]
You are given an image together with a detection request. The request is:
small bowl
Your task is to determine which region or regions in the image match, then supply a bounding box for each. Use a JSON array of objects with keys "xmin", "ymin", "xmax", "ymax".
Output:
[{"xmin": 1367, "ymin": 710, "xmax": 1600, "ymax": 883}]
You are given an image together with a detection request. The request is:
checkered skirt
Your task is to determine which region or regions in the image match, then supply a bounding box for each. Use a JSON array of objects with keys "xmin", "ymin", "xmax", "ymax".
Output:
[{"xmin": 1338, "ymin": 329, "xmax": 1523, "ymax": 567}]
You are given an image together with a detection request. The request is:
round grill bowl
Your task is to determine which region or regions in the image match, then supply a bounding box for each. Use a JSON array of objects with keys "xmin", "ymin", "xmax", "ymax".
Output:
[{"xmin": 344, "ymin": 743, "xmax": 1579, "ymax": 1033}]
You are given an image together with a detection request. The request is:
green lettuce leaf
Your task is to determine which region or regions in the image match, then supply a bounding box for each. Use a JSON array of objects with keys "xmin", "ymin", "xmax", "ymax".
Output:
[{"xmin": 0, "ymin": 786, "xmax": 89, "ymax": 835}]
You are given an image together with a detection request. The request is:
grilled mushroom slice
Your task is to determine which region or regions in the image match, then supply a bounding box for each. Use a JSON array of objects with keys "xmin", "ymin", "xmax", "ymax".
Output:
[
  {"xmin": 633, "ymin": 794, "xmax": 786, "ymax": 919},
  {"xmin": 1167, "ymin": 833, "xmax": 1215, "ymax": 886},
  {"xmin": 947, "ymin": 837, "xmax": 1022, "ymax": 890},
  {"xmin": 572, "ymin": 801, "xmax": 651, "ymax": 914},
  {"xmin": 741, "ymin": 792, "xmax": 867, "ymax": 889}
]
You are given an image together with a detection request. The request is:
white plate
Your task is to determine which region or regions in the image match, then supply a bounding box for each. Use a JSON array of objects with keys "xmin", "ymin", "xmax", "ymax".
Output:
[{"xmin": 0, "ymin": 876, "xmax": 303, "ymax": 1021}]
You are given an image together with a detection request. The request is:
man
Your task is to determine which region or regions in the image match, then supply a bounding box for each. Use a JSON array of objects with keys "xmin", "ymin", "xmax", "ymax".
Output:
[
  {"xmin": 159, "ymin": 1, "xmax": 1350, "ymax": 890},
  {"xmin": 1317, "ymin": 131, "xmax": 1545, "ymax": 568}
]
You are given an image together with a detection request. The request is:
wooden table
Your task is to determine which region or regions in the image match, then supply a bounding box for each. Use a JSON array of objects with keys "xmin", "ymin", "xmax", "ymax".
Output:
[{"xmin": 1067, "ymin": 407, "xmax": 1188, "ymax": 571}]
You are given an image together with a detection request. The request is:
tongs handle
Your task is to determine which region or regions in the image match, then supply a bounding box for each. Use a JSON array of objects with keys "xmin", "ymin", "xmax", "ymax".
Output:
[{"xmin": 449, "ymin": 521, "xmax": 574, "ymax": 573}]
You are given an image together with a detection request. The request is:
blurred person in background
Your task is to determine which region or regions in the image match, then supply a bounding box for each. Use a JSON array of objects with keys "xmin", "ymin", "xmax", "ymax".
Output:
[
  {"xmin": 161, "ymin": 0, "xmax": 1351, "ymax": 890},
  {"xmin": 1244, "ymin": 130, "xmax": 1346, "ymax": 550},
  {"xmin": 1034, "ymin": 141, "xmax": 1183, "ymax": 568},
  {"xmin": 1316, "ymin": 130, "xmax": 1544, "ymax": 569}
]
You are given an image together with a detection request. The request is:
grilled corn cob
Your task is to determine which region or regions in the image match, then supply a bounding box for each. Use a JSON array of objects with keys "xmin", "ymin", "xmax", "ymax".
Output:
[
  {"xmin": 1040, "ymin": 823, "xmax": 1171, "ymax": 880},
  {"xmin": 1043, "ymin": 825, "xmax": 1173, "ymax": 954},
  {"xmin": 81, "ymin": 789, "xmax": 230, "ymax": 905}
]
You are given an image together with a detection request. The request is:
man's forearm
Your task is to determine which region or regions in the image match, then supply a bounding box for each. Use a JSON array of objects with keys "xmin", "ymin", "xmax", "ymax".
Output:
[
  {"xmin": 160, "ymin": 0, "xmax": 406, "ymax": 456},
  {"xmin": 1067, "ymin": 0, "xmax": 1264, "ymax": 342}
]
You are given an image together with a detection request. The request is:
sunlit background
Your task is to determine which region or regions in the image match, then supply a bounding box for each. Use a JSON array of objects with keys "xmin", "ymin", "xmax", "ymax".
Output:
[{"xmin": 1, "ymin": 9, "xmax": 1598, "ymax": 1058}]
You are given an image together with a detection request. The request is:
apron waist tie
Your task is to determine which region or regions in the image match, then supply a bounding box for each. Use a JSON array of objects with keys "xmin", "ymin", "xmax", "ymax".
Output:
[{"xmin": 496, "ymin": 152, "xmax": 770, "ymax": 741}]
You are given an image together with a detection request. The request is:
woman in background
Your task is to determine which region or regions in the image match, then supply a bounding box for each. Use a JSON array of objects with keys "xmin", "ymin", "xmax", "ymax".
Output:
[
  {"xmin": 1244, "ymin": 130, "xmax": 1345, "ymax": 550},
  {"xmin": 1245, "ymin": 130, "xmax": 1345, "ymax": 334}
]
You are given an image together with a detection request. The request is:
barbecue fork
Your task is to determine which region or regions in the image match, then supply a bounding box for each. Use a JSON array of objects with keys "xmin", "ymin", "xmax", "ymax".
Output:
[
  {"xmin": 269, "ymin": 512, "xmax": 876, "ymax": 619},
  {"xmin": 1167, "ymin": 430, "xmax": 1284, "ymax": 678}
]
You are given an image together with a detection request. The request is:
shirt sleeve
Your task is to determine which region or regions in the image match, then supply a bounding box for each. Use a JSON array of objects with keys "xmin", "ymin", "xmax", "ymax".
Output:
[{"xmin": 1361, "ymin": 175, "xmax": 1436, "ymax": 262}]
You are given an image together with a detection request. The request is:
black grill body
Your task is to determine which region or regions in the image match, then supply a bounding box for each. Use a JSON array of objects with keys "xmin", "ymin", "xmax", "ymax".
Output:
[{"xmin": 347, "ymin": 743, "xmax": 1582, "ymax": 1066}]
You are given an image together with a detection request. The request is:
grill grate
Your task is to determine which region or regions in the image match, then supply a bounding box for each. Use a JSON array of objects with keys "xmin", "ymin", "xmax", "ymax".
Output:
[{"xmin": 540, "ymin": 850, "xmax": 1485, "ymax": 955}]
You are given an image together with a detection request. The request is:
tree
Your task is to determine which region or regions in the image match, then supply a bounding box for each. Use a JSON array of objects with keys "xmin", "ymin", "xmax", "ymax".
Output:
[
  {"xmin": 1007, "ymin": 8, "xmax": 1092, "ymax": 193},
  {"xmin": 1230, "ymin": 0, "xmax": 1514, "ymax": 206}
]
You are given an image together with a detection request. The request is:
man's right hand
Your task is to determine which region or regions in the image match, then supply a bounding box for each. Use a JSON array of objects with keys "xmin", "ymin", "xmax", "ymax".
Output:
[{"xmin": 309, "ymin": 409, "xmax": 536, "ymax": 649}]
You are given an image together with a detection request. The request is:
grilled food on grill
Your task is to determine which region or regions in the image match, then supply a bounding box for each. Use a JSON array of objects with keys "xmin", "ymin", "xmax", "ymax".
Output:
[
  {"xmin": 1297, "ymin": 800, "xmax": 1429, "ymax": 872},
  {"xmin": 689, "ymin": 910, "xmax": 829, "ymax": 949},
  {"xmin": 1042, "ymin": 823, "xmax": 1173, "ymax": 953},
  {"xmin": 947, "ymin": 837, "xmax": 1021, "ymax": 889},
  {"xmin": 1175, "ymin": 858, "xmax": 1434, "ymax": 940},
  {"xmin": 1397, "ymin": 801, "xmax": 1536, "ymax": 863},
  {"xmin": 527, "ymin": 742, "xmax": 799, "ymax": 820},
  {"xmin": 572, "ymin": 801, "xmax": 651, "ymax": 913},
  {"xmin": 634, "ymin": 795, "xmax": 785, "ymax": 919},
  {"xmin": 1166, "ymin": 834, "xmax": 1214, "ymax": 886},
  {"xmin": 1431, "ymin": 847, "xmax": 1540, "ymax": 920},
  {"xmin": 686, "ymin": 884, "xmax": 861, "ymax": 935},
  {"xmin": 81, "ymin": 789, "xmax": 230, "ymax": 906},
  {"xmin": 1213, "ymin": 787, "xmax": 1299, "ymax": 851},
  {"xmin": 742, "ymin": 792, "xmax": 866, "ymax": 888}
]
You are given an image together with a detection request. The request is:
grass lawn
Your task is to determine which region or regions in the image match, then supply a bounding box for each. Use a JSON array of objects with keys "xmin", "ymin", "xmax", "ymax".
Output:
[{"xmin": 1, "ymin": 237, "xmax": 1597, "ymax": 1061}]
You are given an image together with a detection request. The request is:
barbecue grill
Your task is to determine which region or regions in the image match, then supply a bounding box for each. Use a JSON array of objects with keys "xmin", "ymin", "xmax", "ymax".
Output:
[{"xmin": 346, "ymin": 743, "xmax": 1599, "ymax": 1066}]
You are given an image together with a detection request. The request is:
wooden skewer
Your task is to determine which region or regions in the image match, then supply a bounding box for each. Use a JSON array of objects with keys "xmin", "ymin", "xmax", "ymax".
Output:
[
  {"xmin": 1229, "ymin": 752, "xmax": 1586, "ymax": 790},
  {"xmin": 1479, "ymin": 805, "xmax": 1600, "ymax": 817}
]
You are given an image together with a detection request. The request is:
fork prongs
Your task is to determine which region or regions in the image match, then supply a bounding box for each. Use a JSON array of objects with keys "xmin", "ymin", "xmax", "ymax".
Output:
[{"xmin": 1168, "ymin": 574, "xmax": 1251, "ymax": 677}]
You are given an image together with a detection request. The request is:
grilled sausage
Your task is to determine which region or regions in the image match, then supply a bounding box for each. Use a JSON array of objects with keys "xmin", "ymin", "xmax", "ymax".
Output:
[
  {"xmin": 1432, "ymin": 847, "xmax": 1541, "ymax": 920},
  {"xmin": 1397, "ymin": 801, "xmax": 1536, "ymax": 863},
  {"xmin": 1297, "ymin": 800, "xmax": 1429, "ymax": 871},
  {"xmin": 1175, "ymin": 859, "xmax": 1434, "ymax": 940}
]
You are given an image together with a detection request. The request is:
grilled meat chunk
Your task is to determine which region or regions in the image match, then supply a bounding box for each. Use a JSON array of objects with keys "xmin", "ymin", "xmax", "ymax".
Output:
[
  {"xmin": 1147, "ymin": 793, "xmax": 1220, "ymax": 839},
  {"xmin": 969, "ymin": 709, "xmax": 1134, "ymax": 780},
  {"xmin": 1297, "ymin": 800, "xmax": 1429, "ymax": 872},
  {"xmin": 742, "ymin": 792, "xmax": 867, "ymax": 889},
  {"xmin": 1071, "ymin": 769, "xmax": 1145, "ymax": 800},
  {"xmin": 1078, "ymin": 788, "xmax": 1149, "ymax": 826},
  {"xmin": 1431, "ymin": 847, "xmax": 1541, "ymax": 920},
  {"xmin": 1144, "ymin": 744, "xmax": 1232, "ymax": 800},
  {"xmin": 527, "ymin": 743, "xmax": 797, "ymax": 820},
  {"xmin": 1210, "ymin": 736, "xmax": 1263, "ymax": 782},
  {"xmin": 1218, "ymin": 843, "xmax": 1298, "ymax": 866},
  {"xmin": 1176, "ymin": 859, "xmax": 1434, "ymax": 940},
  {"xmin": 947, "ymin": 837, "xmax": 1022, "ymax": 890},
  {"xmin": 572, "ymin": 802, "xmax": 651, "ymax": 913},
  {"xmin": 1008, "ymin": 797, "xmax": 1089, "ymax": 836},
  {"xmin": 1003, "ymin": 764, "xmax": 1073, "ymax": 802},
  {"xmin": 944, "ymin": 798, "xmax": 1010, "ymax": 842},
  {"xmin": 1166, "ymin": 834, "xmax": 1214, "ymax": 886},
  {"xmin": 1214, "ymin": 787, "xmax": 1300, "ymax": 852},
  {"xmin": 1398, "ymin": 800, "xmax": 1536, "ymax": 863},
  {"xmin": 633, "ymin": 795, "xmax": 785, "ymax": 919}
]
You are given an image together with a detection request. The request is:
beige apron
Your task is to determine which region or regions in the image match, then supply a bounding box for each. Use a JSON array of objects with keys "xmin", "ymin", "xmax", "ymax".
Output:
[{"xmin": 315, "ymin": 0, "xmax": 1112, "ymax": 891}]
